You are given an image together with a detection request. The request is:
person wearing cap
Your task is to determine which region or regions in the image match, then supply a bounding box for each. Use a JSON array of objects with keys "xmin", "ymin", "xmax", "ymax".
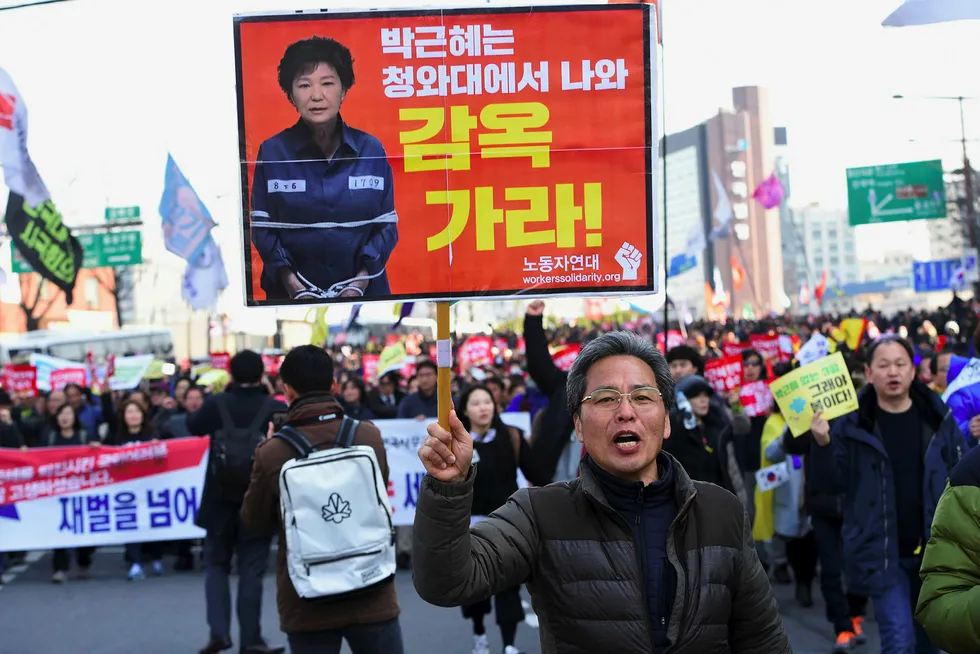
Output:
[
  {"xmin": 665, "ymin": 345, "xmax": 704, "ymax": 382},
  {"xmin": 664, "ymin": 375, "xmax": 746, "ymax": 504}
]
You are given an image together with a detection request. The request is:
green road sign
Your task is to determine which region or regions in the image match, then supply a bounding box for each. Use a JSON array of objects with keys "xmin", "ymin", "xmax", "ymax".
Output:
[
  {"xmin": 105, "ymin": 206, "xmax": 140, "ymax": 222},
  {"xmin": 846, "ymin": 159, "xmax": 947, "ymax": 226},
  {"xmin": 11, "ymin": 230, "xmax": 142, "ymax": 273}
]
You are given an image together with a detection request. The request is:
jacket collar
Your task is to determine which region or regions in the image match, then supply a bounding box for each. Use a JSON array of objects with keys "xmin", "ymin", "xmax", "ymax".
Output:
[
  {"xmin": 284, "ymin": 115, "xmax": 360, "ymax": 159},
  {"xmin": 579, "ymin": 450, "xmax": 697, "ymax": 514},
  {"xmin": 286, "ymin": 393, "xmax": 343, "ymax": 422},
  {"xmin": 844, "ymin": 379, "xmax": 947, "ymax": 456}
]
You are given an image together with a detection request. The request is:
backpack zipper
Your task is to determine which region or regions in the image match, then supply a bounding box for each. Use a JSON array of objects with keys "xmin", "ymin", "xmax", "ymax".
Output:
[{"xmin": 303, "ymin": 545, "xmax": 386, "ymax": 575}]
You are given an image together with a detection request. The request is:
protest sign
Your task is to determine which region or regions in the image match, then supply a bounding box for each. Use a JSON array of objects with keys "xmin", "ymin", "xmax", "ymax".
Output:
[
  {"xmin": 750, "ymin": 334, "xmax": 781, "ymax": 362},
  {"xmin": 235, "ymin": 4, "xmax": 660, "ymax": 306},
  {"xmin": 0, "ymin": 438, "xmax": 208, "ymax": 551},
  {"xmin": 362, "ymin": 353, "xmax": 380, "ymax": 383},
  {"xmin": 739, "ymin": 380, "xmax": 774, "ymax": 417},
  {"xmin": 381, "ymin": 412, "xmax": 529, "ymax": 526},
  {"xmin": 459, "ymin": 336, "xmax": 493, "ymax": 370},
  {"xmin": 49, "ymin": 368, "xmax": 87, "ymax": 391},
  {"xmin": 703, "ymin": 355, "xmax": 743, "ymax": 393},
  {"xmin": 210, "ymin": 352, "xmax": 231, "ymax": 372},
  {"xmin": 2, "ymin": 364, "xmax": 37, "ymax": 399},
  {"xmin": 551, "ymin": 343, "xmax": 581, "ymax": 372},
  {"xmin": 769, "ymin": 351, "xmax": 859, "ymax": 436},
  {"xmin": 30, "ymin": 353, "xmax": 153, "ymax": 392},
  {"xmin": 722, "ymin": 342, "xmax": 748, "ymax": 358},
  {"xmin": 795, "ymin": 333, "xmax": 829, "ymax": 367}
]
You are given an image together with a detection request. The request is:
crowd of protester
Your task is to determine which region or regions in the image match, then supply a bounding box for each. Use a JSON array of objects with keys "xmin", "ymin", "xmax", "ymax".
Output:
[{"xmin": 2, "ymin": 296, "xmax": 980, "ymax": 653}]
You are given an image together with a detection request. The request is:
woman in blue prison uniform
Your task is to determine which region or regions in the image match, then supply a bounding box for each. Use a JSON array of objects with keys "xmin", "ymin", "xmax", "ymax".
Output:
[{"xmin": 250, "ymin": 36, "xmax": 398, "ymax": 301}]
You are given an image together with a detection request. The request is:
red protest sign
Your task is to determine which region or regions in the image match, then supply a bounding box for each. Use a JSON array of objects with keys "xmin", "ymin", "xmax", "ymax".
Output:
[
  {"xmin": 105, "ymin": 354, "xmax": 116, "ymax": 380},
  {"xmin": 2, "ymin": 365, "xmax": 37, "ymax": 399},
  {"xmin": 722, "ymin": 342, "xmax": 748, "ymax": 358},
  {"xmin": 459, "ymin": 336, "xmax": 493, "ymax": 371},
  {"xmin": 362, "ymin": 354, "xmax": 379, "ymax": 383},
  {"xmin": 551, "ymin": 343, "xmax": 582, "ymax": 372},
  {"xmin": 210, "ymin": 353, "xmax": 231, "ymax": 372},
  {"xmin": 739, "ymin": 380, "xmax": 774, "ymax": 417},
  {"xmin": 656, "ymin": 330, "xmax": 684, "ymax": 353},
  {"xmin": 749, "ymin": 334, "xmax": 781, "ymax": 362},
  {"xmin": 703, "ymin": 355, "xmax": 744, "ymax": 393},
  {"xmin": 261, "ymin": 354, "xmax": 281, "ymax": 376},
  {"xmin": 49, "ymin": 368, "xmax": 87, "ymax": 392}
]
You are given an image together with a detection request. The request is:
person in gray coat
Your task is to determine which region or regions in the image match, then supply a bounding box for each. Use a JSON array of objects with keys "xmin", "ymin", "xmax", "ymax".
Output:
[{"xmin": 413, "ymin": 332, "xmax": 791, "ymax": 654}]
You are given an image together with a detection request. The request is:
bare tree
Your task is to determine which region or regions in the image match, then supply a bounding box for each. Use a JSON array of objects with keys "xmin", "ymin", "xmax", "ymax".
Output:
[
  {"xmin": 18, "ymin": 274, "xmax": 58, "ymax": 332},
  {"xmin": 93, "ymin": 267, "xmax": 134, "ymax": 328}
]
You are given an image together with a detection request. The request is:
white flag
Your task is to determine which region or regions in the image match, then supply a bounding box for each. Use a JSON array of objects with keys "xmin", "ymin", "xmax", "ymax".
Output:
[
  {"xmin": 0, "ymin": 68, "xmax": 49, "ymax": 207},
  {"xmin": 181, "ymin": 237, "xmax": 229, "ymax": 311},
  {"xmin": 883, "ymin": 0, "xmax": 980, "ymax": 26}
]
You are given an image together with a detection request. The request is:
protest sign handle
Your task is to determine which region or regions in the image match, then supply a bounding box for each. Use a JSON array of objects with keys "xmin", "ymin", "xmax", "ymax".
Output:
[{"xmin": 436, "ymin": 302, "xmax": 452, "ymax": 435}]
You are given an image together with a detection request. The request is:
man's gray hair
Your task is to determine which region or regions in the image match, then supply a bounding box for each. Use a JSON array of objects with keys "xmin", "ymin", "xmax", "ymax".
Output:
[{"xmin": 566, "ymin": 331, "xmax": 675, "ymax": 414}]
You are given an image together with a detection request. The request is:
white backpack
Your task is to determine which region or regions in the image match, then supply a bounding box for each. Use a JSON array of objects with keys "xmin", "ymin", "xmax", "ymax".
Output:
[{"xmin": 275, "ymin": 416, "xmax": 396, "ymax": 600}]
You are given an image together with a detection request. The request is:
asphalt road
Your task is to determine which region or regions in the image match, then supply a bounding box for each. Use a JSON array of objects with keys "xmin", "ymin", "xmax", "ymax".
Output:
[{"xmin": 0, "ymin": 547, "xmax": 879, "ymax": 654}]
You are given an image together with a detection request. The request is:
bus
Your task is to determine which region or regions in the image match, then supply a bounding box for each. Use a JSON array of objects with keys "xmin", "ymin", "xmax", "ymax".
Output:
[{"xmin": 0, "ymin": 328, "xmax": 175, "ymax": 365}]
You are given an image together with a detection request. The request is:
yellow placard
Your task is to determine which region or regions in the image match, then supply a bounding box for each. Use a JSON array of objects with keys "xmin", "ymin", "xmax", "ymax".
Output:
[{"xmin": 769, "ymin": 351, "xmax": 859, "ymax": 436}]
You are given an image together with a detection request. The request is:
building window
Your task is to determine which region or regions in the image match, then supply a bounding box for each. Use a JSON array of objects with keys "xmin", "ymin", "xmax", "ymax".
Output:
[
  {"xmin": 731, "ymin": 161, "xmax": 747, "ymax": 178},
  {"xmin": 731, "ymin": 181, "xmax": 748, "ymax": 198},
  {"xmin": 733, "ymin": 203, "xmax": 749, "ymax": 220},
  {"xmin": 828, "ymin": 228, "xmax": 837, "ymax": 239},
  {"xmin": 84, "ymin": 277, "xmax": 100, "ymax": 310},
  {"xmin": 829, "ymin": 256, "xmax": 839, "ymax": 266},
  {"xmin": 811, "ymin": 229, "xmax": 822, "ymax": 241},
  {"xmin": 844, "ymin": 240, "xmax": 855, "ymax": 252}
]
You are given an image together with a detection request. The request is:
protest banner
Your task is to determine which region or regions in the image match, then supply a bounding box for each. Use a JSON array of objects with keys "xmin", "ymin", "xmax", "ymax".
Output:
[
  {"xmin": 769, "ymin": 351, "xmax": 859, "ymax": 436},
  {"xmin": 235, "ymin": 4, "xmax": 660, "ymax": 306},
  {"xmin": 459, "ymin": 335, "xmax": 493, "ymax": 370},
  {"xmin": 795, "ymin": 333, "xmax": 829, "ymax": 367},
  {"xmin": 0, "ymin": 438, "xmax": 208, "ymax": 552},
  {"xmin": 362, "ymin": 353, "xmax": 380, "ymax": 382},
  {"xmin": 210, "ymin": 352, "xmax": 231, "ymax": 372},
  {"xmin": 739, "ymin": 380, "xmax": 774, "ymax": 417},
  {"xmin": 2, "ymin": 364, "xmax": 37, "ymax": 399},
  {"xmin": 551, "ymin": 343, "xmax": 581, "ymax": 372},
  {"xmin": 30, "ymin": 354, "xmax": 154, "ymax": 392},
  {"xmin": 750, "ymin": 334, "xmax": 781, "ymax": 362},
  {"xmin": 49, "ymin": 368, "xmax": 87, "ymax": 391},
  {"xmin": 722, "ymin": 342, "xmax": 748, "ymax": 358},
  {"xmin": 380, "ymin": 412, "xmax": 529, "ymax": 526},
  {"xmin": 656, "ymin": 330, "xmax": 683, "ymax": 352},
  {"xmin": 703, "ymin": 355, "xmax": 743, "ymax": 393}
]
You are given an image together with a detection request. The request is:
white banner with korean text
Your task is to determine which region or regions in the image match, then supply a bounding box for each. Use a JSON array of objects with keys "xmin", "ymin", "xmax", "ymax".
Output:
[
  {"xmin": 379, "ymin": 412, "xmax": 531, "ymax": 527},
  {"xmin": 0, "ymin": 438, "xmax": 208, "ymax": 551}
]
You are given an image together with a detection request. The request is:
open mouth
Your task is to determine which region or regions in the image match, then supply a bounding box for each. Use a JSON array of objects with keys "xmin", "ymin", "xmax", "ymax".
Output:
[{"xmin": 613, "ymin": 432, "xmax": 641, "ymax": 451}]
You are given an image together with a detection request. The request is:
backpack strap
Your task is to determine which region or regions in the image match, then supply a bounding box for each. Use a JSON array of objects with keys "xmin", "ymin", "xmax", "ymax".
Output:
[
  {"xmin": 247, "ymin": 397, "xmax": 274, "ymax": 435},
  {"xmin": 336, "ymin": 415, "xmax": 360, "ymax": 449},
  {"xmin": 215, "ymin": 395, "xmax": 235, "ymax": 432},
  {"xmin": 274, "ymin": 426, "xmax": 316, "ymax": 458}
]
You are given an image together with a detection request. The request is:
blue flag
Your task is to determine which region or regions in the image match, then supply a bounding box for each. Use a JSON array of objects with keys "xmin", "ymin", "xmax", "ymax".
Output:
[
  {"xmin": 159, "ymin": 154, "xmax": 215, "ymax": 265},
  {"xmin": 942, "ymin": 355, "xmax": 980, "ymax": 446}
]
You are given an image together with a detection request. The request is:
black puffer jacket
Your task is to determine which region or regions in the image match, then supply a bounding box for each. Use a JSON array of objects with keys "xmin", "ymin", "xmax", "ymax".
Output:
[{"xmin": 413, "ymin": 452, "xmax": 790, "ymax": 654}]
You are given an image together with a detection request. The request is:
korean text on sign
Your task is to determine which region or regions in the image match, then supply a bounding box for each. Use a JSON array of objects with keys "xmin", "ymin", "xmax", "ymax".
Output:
[
  {"xmin": 704, "ymin": 355, "xmax": 743, "ymax": 393},
  {"xmin": 769, "ymin": 352, "xmax": 859, "ymax": 437},
  {"xmin": 236, "ymin": 4, "xmax": 658, "ymax": 306}
]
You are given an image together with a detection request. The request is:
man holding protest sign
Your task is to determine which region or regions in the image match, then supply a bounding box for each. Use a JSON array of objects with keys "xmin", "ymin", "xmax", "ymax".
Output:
[
  {"xmin": 809, "ymin": 336, "xmax": 964, "ymax": 654},
  {"xmin": 413, "ymin": 332, "xmax": 790, "ymax": 654}
]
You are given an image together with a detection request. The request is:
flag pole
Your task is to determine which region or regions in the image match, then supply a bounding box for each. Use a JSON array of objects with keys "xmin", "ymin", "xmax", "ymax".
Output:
[{"xmin": 436, "ymin": 301, "xmax": 452, "ymax": 433}]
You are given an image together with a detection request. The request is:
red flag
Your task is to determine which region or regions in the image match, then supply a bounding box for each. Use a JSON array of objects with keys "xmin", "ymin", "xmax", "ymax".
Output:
[
  {"xmin": 730, "ymin": 256, "xmax": 746, "ymax": 292},
  {"xmin": 814, "ymin": 271, "xmax": 827, "ymax": 305}
]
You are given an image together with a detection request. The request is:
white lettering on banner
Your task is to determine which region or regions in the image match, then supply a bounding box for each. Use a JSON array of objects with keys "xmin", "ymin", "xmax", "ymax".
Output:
[
  {"xmin": 379, "ymin": 413, "xmax": 530, "ymax": 526},
  {"xmin": 522, "ymin": 253, "xmax": 599, "ymax": 273},
  {"xmin": 382, "ymin": 24, "xmax": 514, "ymax": 60},
  {"xmin": 560, "ymin": 59, "xmax": 629, "ymax": 92},
  {"xmin": 0, "ymin": 438, "xmax": 208, "ymax": 552}
]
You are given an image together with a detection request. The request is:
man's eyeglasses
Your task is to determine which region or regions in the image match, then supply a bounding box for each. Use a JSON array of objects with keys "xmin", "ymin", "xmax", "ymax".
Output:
[{"xmin": 581, "ymin": 387, "xmax": 662, "ymax": 410}]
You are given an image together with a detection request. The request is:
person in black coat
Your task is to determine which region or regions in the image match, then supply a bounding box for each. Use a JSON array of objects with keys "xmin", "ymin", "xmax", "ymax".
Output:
[
  {"xmin": 186, "ymin": 350, "xmax": 286, "ymax": 654},
  {"xmin": 365, "ymin": 371, "xmax": 405, "ymax": 420},
  {"xmin": 337, "ymin": 376, "xmax": 377, "ymax": 421},
  {"xmin": 0, "ymin": 391, "xmax": 25, "ymax": 450}
]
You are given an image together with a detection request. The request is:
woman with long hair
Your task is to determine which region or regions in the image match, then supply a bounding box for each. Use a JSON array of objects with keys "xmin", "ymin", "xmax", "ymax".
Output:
[
  {"xmin": 108, "ymin": 399, "xmax": 162, "ymax": 580},
  {"xmin": 456, "ymin": 385, "xmax": 550, "ymax": 654}
]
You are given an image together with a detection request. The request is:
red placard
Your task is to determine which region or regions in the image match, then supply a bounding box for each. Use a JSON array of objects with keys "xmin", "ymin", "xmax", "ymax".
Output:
[
  {"xmin": 210, "ymin": 353, "xmax": 231, "ymax": 372},
  {"xmin": 2, "ymin": 365, "xmax": 37, "ymax": 399},
  {"xmin": 49, "ymin": 368, "xmax": 87, "ymax": 392},
  {"xmin": 105, "ymin": 354, "xmax": 116, "ymax": 380},
  {"xmin": 551, "ymin": 343, "xmax": 581, "ymax": 372},
  {"xmin": 749, "ymin": 334, "xmax": 781, "ymax": 363},
  {"xmin": 722, "ymin": 342, "xmax": 748, "ymax": 358},
  {"xmin": 703, "ymin": 355, "xmax": 743, "ymax": 393},
  {"xmin": 362, "ymin": 353, "xmax": 380, "ymax": 383},
  {"xmin": 236, "ymin": 5, "xmax": 658, "ymax": 306},
  {"xmin": 262, "ymin": 354, "xmax": 282, "ymax": 376},
  {"xmin": 739, "ymin": 380, "xmax": 774, "ymax": 417},
  {"xmin": 656, "ymin": 330, "xmax": 684, "ymax": 353},
  {"xmin": 459, "ymin": 336, "xmax": 493, "ymax": 371}
]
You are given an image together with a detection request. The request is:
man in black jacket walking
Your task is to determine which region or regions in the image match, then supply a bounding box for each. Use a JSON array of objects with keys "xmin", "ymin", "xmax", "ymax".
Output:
[{"xmin": 188, "ymin": 350, "xmax": 287, "ymax": 654}]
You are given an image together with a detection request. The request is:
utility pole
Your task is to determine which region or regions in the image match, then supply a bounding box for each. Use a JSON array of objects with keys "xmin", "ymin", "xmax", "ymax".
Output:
[{"xmin": 957, "ymin": 96, "xmax": 979, "ymax": 297}]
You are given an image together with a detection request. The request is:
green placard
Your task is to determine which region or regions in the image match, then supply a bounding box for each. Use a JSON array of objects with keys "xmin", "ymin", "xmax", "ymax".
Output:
[
  {"xmin": 846, "ymin": 159, "xmax": 947, "ymax": 226},
  {"xmin": 11, "ymin": 230, "xmax": 142, "ymax": 273},
  {"xmin": 104, "ymin": 206, "xmax": 140, "ymax": 222}
]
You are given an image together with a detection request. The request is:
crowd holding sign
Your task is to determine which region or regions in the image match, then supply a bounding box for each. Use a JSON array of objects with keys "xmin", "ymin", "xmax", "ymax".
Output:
[
  {"xmin": 769, "ymin": 351, "xmax": 859, "ymax": 436},
  {"xmin": 739, "ymin": 380, "xmax": 774, "ymax": 417},
  {"xmin": 0, "ymin": 438, "xmax": 209, "ymax": 552},
  {"xmin": 235, "ymin": 4, "xmax": 659, "ymax": 306},
  {"xmin": 551, "ymin": 343, "xmax": 581, "ymax": 372},
  {"xmin": 49, "ymin": 368, "xmax": 87, "ymax": 391}
]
